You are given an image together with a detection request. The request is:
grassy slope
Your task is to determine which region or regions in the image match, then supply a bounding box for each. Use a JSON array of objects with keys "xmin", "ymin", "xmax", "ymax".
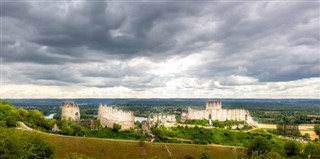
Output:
[{"xmin": 27, "ymin": 131, "xmax": 246, "ymax": 159}]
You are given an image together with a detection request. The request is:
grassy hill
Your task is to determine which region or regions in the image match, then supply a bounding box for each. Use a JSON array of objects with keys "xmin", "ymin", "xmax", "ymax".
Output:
[{"xmin": 21, "ymin": 130, "xmax": 247, "ymax": 159}]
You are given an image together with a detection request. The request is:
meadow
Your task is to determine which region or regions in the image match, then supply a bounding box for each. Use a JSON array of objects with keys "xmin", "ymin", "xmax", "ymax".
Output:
[{"xmin": 27, "ymin": 130, "xmax": 247, "ymax": 159}]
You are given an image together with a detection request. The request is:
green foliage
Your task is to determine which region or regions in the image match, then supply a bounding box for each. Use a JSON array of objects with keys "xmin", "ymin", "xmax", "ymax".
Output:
[
  {"xmin": 264, "ymin": 151, "xmax": 284, "ymax": 159},
  {"xmin": 314, "ymin": 125, "xmax": 320, "ymax": 135},
  {"xmin": 283, "ymin": 140, "xmax": 302, "ymax": 157},
  {"xmin": 248, "ymin": 136, "xmax": 271, "ymax": 156},
  {"xmin": 185, "ymin": 119, "xmax": 209, "ymax": 126},
  {"xmin": 91, "ymin": 127, "xmax": 145, "ymax": 140},
  {"xmin": 5, "ymin": 115, "xmax": 17, "ymax": 127},
  {"xmin": 200, "ymin": 152, "xmax": 210, "ymax": 159},
  {"xmin": 303, "ymin": 141, "xmax": 320, "ymax": 159},
  {"xmin": 151, "ymin": 126, "xmax": 280, "ymax": 148},
  {"xmin": 0, "ymin": 128, "xmax": 54, "ymax": 159},
  {"xmin": 184, "ymin": 119, "xmax": 250, "ymax": 130},
  {"xmin": 0, "ymin": 101, "xmax": 54, "ymax": 131},
  {"xmin": 139, "ymin": 138, "xmax": 145, "ymax": 147},
  {"xmin": 112, "ymin": 123, "xmax": 121, "ymax": 132},
  {"xmin": 25, "ymin": 110, "xmax": 51, "ymax": 130},
  {"xmin": 63, "ymin": 152, "xmax": 95, "ymax": 159},
  {"xmin": 59, "ymin": 120, "xmax": 90, "ymax": 136}
]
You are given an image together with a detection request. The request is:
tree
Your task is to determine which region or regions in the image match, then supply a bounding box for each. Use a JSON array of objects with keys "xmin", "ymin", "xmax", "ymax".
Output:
[
  {"xmin": 248, "ymin": 136, "xmax": 271, "ymax": 156},
  {"xmin": 112, "ymin": 123, "xmax": 121, "ymax": 132},
  {"xmin": 5, "ymin": 115, "xmax": 17, "ymax": 127},
  {"xmin": 264, "ymin": 151, "xmax": 284, "ymax": 159},
  {"xmin": 314, "ymin": 125, "xmax": 320, "ymax": 136},
  {"xmin": 200, "ymin": 152, "xmax": 210, "ymax": 159},
  {"xmin": 284, "ymin": 140, "xmax": 301, "ymax": 157},
  {"xmin": 304, "ymin": 142, "xmax": 320, "ymax": 159}
]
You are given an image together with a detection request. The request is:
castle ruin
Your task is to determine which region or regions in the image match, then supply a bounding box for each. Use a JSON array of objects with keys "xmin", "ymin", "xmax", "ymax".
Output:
[
  {"xmin": 97, "ymin": 104, "xmax": 134, "ymax": 130},
  {"xmin": 185, "ymin": 100, "xmax": 256, "ymax": 126},
  {"xmin": 61, "ymin": 101, "xmax": 80, "ymax": 121},
  {"xmin": 153, "ymin": 113, "xmax": 176, "ymax": 127}
]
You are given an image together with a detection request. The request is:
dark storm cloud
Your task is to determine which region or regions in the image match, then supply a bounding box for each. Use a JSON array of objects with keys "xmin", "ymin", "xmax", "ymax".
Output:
[{"xmin": 2, "ymin": 1, "xmax": 319, "ymax": 89}]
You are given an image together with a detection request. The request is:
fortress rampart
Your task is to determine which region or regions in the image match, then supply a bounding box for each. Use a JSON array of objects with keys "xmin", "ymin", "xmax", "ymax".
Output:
[
  {"xmin": 97, "ymin": 104, "xmax": 134, "ymax": 130},
  {"xmin": 153, "ymin": 114, "xmax": 176, "ymax": 123}
]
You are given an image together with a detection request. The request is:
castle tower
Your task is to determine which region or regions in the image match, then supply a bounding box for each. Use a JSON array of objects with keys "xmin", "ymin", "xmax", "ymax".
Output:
[
  {"xmin": 61, "ymin": 101, "xmax": 80, "ymax": 121},
  {"xmin": 206, "ymin": 100, "xmax": 222, "ymax": 110},
  {"xmin": 97, "ymin": 103, "xmax": 107, "ymax": 121}
]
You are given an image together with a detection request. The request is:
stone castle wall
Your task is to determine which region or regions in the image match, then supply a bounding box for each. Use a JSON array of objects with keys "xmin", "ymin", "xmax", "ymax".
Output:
[
  {"xmin": 206, "ymin": 100, "xmax": 222, "ymax": 110},
  {"xmin": 61, "ymin": 101, "xmax": 80, "ymax": 121},
  {"xmin": 187, "ymin": 101, "xmax": 256, "ymax": 126},
  {"xmin": 97, "ymin": 104, "xmax": 134, "ymax": 130},
  {"xmin": 153, "ymin": 114, "xmax": 176, "ymax": 123},
  {"xmin": 153, "ymin": 113, "xmax": 176, "ymax": 127}
]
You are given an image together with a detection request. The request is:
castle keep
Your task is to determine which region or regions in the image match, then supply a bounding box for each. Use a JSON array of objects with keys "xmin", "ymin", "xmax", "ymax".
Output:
[
  {"xmin": 97, "ymin": 104, "xmax": 134, "ymax": 130},
  {"xmin": 185, "ymin": 100, "xmax": 256, "ymax": 126},
  {"xmin": 61, "ymin": 101, "xmax": 80, "ymax": 121}
]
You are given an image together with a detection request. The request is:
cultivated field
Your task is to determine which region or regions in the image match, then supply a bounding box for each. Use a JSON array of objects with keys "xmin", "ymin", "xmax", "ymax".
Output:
[
  {"xmin": 258, "ymin": 123, "xmax": 319, "ymax": 140},
  {"xmin": 299, "ymin": 124, "xmax": 319, "ymax": 140}
]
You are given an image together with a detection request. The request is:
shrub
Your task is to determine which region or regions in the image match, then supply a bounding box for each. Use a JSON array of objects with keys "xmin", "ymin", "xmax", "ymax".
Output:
[
  {"xmin": 0, "ymin": 128, "xmax": 54, "ymax": 159},
  {"xmin": 284, "ymin": 140, "xmax": 301, "ymax": 157},
  {"xmin": 200, "ymin": 152, "xmax": 210, "ymax": 159}
]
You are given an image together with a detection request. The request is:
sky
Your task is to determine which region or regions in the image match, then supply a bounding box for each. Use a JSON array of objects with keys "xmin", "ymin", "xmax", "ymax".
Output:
[{"xmin": 1, "ymin": 0, "xmax": 319, "ymax": 99}]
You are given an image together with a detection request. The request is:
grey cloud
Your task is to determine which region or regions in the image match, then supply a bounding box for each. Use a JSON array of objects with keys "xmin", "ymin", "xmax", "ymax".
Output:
[{"xmin": 2, "ymin": 1, "xmax": 319, "ymax": 90}]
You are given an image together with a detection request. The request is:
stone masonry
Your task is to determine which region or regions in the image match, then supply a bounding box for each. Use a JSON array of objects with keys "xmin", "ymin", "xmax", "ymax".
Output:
[
  {"xmin": 61, "ymin": 101, "xmax": 80, "ymax": 121},
  {"xmin": 97, "ymin": 104, "xmax": 134, "ymax": 130},
  {"xmin": 186, "ymin": 100, "xmax": 257, "ymax": 126}
]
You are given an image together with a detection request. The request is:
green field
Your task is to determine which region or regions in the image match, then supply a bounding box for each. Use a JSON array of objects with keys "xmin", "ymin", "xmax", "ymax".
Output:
[{"xmin": 26, "ymin": 130, "xmax": 247, "ymax": 159}]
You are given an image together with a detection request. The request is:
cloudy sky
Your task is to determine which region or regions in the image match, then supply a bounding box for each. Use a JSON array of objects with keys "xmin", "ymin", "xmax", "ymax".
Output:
[{"xmin": 1, "ymin": 1, "xmax": 319, "ymax": 98}]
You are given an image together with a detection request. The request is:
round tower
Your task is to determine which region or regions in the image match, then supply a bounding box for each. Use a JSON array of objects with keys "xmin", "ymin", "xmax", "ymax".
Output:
[{"xmin": 61, "ymin": 101, "xmax": 80, "ymax": 121}]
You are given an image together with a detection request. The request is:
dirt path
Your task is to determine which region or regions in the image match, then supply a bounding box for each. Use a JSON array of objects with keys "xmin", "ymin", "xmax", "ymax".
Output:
[{"xmin": 17, "ymin": 121, "xmax": 33, "ymax": 131}]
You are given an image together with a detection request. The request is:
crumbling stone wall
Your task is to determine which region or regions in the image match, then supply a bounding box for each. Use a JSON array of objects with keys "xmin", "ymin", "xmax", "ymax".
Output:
[
  {"xmin": 97, "ymin": 104, "xmax": 134, "ymax": 130},
  {"xmin": 61, "ymin": 101, "xmax": 80, "ymax": 121},
  {"xmin": 153, "ymin": 113, "xmax": 176, "ymax": 127}
]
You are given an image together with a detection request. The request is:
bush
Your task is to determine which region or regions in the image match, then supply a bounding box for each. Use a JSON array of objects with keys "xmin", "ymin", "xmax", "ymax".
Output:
[
  {"xmin": 304, "ymin": 141, "xmax": 320, "ymax": 159},
  {"xmin": 0, "ymin": 128, "xmax": 54, "ymax": 159},
  {"xmin": 112, "ymin": 123, "xmax": 121, "ymax": 132},
  {"xmin": 314, "ymin": 125, "xmax": 320, "ymax": 136},
  {"xmin": 200, "ymin": 152, "xmax": 210, "ymax": 159},
  {"xmin": 5, "ymin": 116, "xmax": 17, "ymax": 127},
  {"xmin": 139, "ymin": 138, "xmax": 145, "ymax": 147},
  {"xmin": 248, "ymin": 136, "xmax": 271, "ymax": 156},
  {"xmin": 284, "ymin": 140, "xmax": 301, "ymax": 157}
]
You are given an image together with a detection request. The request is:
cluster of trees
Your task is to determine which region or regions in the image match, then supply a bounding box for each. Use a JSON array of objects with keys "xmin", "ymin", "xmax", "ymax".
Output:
[
  {"xmin": 248, "ymin": 136, "xmax": 320, "ymax": 159},
  {"xmin": 152, "ymin": 126, "xmax": 280, "ymax": 147},
  {"xmin": 0, "ymin": 101, "xmax": 55, "ymax": 131},
  {"xmin": 315, "ymin": 124, "xmax": 320, "ymax": 136},
  {"xmin": 183, "ymin": 119, "xmax": 251, "ymax": 130},
  {"xmin": 91, "ymin": 123, "xmax": 146, "ymax": 140}
]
